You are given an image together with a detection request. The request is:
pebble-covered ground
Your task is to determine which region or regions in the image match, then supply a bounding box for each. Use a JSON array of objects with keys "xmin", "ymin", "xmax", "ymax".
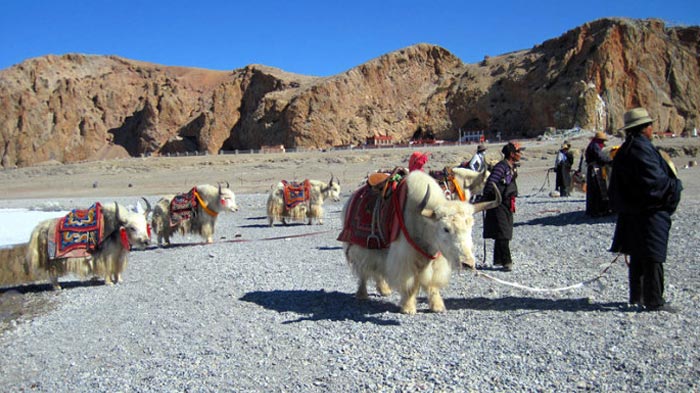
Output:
[{"xmin": 0, "ymin": 139, "xmax": 698, "ymax": 392}]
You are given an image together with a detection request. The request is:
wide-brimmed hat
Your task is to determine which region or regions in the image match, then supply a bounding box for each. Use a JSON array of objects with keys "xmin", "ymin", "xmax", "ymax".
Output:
[
  {"xmin": 477, "ymin": 145, "xmax": 487, "ymax": 153},
  {"xmin": 620, "ymin": 107, "xmax": 655, "ymax": 131},
  {"xmin": 593, "ymin": 131, "xmax": 609, "ymax": 141}
]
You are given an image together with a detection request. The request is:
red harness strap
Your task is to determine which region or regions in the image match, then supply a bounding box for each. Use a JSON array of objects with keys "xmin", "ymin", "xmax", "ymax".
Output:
[{"xmin": 391, "ymin": 181, "xmax": 440, "ymax": 260}]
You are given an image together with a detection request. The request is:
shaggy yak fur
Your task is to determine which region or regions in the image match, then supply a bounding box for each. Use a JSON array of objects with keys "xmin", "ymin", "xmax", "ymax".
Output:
[
  {"xmin": 151, "ymin": 183, "xmax": 239, "ymax": 245},
  {"xmin": 341, "ymin": 171, "xmax": 500, "ymax": 314},
  {"xmin": 266, "ymin": 176, "xmax": 341, "ymax": 226},
  {"xmin": 25, "ymin": 202, "xmax": 151, "ymax": 290}
]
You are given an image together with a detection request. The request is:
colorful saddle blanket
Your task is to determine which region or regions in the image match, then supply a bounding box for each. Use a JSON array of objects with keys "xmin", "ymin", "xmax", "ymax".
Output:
[
  {"xmin": 337, "ymin": 180, "xmax": 406, "ymax": 249},
  {"xmin": 170, "ymin": 187, "xmax": 198, "ymax": 226},
  {"xmin": 49, "ymin": 202, "xmax": 104, "ymax": 259},
  {"xmin": 429, "ymin": 167, "xmax": 465, "ymax": 201},
  {"xmin": 282, "ymin": 180, "xmax": 311, "ymax": 210}
]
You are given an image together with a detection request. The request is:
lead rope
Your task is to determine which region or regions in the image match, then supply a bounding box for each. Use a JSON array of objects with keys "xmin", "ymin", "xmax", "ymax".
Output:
[{"xmin": 473, "ymin": 254, "xmax": 624, "ymax": 293}]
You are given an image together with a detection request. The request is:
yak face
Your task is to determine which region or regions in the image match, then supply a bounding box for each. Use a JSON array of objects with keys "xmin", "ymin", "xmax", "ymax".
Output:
[
  {"xmin": 218, "ymin": 188, "xmax": 239, "ymax": 212},
  {"xmin": 325, "ymin": 177, "xmax": 342, "ymax": 202},
  {"xmin": 119, "ymin": 209, "xmax": 151, "ymax": 248},
  {"xmin": 421, "ymin": 202, "xmax": 476, "ymax": 269}
]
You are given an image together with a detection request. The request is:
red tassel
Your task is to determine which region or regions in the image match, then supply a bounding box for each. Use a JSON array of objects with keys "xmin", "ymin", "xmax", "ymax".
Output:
[
  {"xmin": 220, "ymin": 198, "xmax": 226, "ymax": 207},
  {"xmin": 146, "ymin": 224, "xmax": 152, "ymax": 238},
  {"xmin": 120, "ymin": 227, "xmax": 130, "ymax": 250}
]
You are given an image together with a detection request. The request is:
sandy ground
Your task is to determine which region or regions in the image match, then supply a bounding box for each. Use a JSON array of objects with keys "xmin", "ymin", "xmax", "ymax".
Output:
[{"xmin": 1, "ymin": 134, "xmax": 698, "ymax": 202}]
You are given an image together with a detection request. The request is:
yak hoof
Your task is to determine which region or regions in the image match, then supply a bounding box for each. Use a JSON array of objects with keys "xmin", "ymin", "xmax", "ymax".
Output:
[{"xmin": 376, "ymin": 280, "xmax": 392, "ymax": 296}]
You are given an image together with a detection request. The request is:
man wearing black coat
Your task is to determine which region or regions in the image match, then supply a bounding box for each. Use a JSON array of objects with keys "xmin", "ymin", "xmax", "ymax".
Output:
[
  {"xmin": 609, "ymin": 107, "xmax": 683, "ymax": 313},
  {"xmin": 483, "ymin": 142, "xmax": 523, "ymax": 272}
]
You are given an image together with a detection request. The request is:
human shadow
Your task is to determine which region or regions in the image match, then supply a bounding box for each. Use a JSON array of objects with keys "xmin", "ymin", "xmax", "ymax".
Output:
[
  {"xmin": 239, "ymin": 289, "xmax": 401, "ymax": 325},
  {"xmin": 317, "ymin": 246, "xmax": 343, "ymax": 251},
  {"xmin": 443, "ymin": 296, "xmax": 635, "ymax": 313}
]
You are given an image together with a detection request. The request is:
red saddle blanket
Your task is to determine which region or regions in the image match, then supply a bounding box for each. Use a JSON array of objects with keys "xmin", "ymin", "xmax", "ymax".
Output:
[
  {"xmin": 48, "ymin": 202, "xmax": 104, "ymax": 259},
  {"xmin": 170, "ymin": 187, "xmax": 198, "ymax": 226},
  {"xmin": 282, "ymin": 180, "xmax": 311, "ymax": 209},
  {"xmin": 337, "ymin": 181, "xmax": 406, "ymax": 249}
]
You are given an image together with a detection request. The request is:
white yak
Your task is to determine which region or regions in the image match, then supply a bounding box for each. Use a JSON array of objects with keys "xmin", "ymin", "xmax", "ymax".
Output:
[
  {"xmin": 341, "ymin": 170, "xmax": 500, "ymax": 314},
  {"xmin": 267, "ymin": 176, "xmax": 341, "ymax": 226}
]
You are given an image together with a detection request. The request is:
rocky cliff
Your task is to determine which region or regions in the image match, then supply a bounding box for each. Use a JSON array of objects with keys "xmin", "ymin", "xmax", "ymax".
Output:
[{"xmin": 1, "ymin": 18, "xmax": 698, "ymax": 168}]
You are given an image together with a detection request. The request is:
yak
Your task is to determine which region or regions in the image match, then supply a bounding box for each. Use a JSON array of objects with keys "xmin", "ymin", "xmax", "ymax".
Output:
[
  {"xmin": 151, "ymin": 183, "xmax": 239, "ymax": 245},
  {"xmin": 266, "ymin": 176, "xmax": 341, "ymax": 226},
  {"xmin": 340, "ymin": 170, "xmax": 500, "ymax": 314},
  {"xmin": 25, "ymin": 201, "xmax": 151, "ymax": 290}
]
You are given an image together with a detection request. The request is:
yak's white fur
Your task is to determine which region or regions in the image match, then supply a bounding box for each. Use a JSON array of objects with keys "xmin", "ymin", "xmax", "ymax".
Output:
[
  {"xmin": 25, "ymin": 203, "xmax": 150, "ymax": 290},
  {"xmin": 266, "ymin": 177, "xmax": 341, "ymax": 226},
  {"xmin": 450, "ymin": 167, "xmax": 490, "ymax": 199},
  {"xmin": 151, "ymin": 184, "xmax": 239, "ymax": 245},
  {"xmin": 342, "ymin": 171, "xmax": 499, "ymax": 314}
]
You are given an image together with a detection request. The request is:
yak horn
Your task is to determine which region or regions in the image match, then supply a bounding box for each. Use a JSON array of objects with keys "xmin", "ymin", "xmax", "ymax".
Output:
[
  {"xmin": 114, "ymin": 202, "xmax": 122, "ymax": 225},
  {"xmin": 226, "ymin": 181, "xmax": 230, "ymax": 189},
  {"xmin": 141, "ymin": 197, "xmax": 152, "ymax": 216},
  {"xmin": 473, "ymin": 182, "xmax": 502, "ymax": 213},
  {"xmin": 218, "ymin": 182, "xmax": 222, "ymax": 194},
  {"xmin": 418, "ymin": 186, "xmax": 434, "ymax": 217}
]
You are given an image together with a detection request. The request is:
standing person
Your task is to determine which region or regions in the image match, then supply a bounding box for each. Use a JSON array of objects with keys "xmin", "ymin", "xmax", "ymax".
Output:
[
  {"xmin": 609, "ymin": 108, "xmax": 683, "ymax": 312},
  {"xmin": 462, "ymin": 145, "xmax": 487, "ymax": 171},
  {"xmin": 554, "ymin": 141, "xmax": 574, "ymax": 196},
  {"xmin": 482, "ymin": 141, "xmax": 523, "ymax": 271},
  {"xmin": 585, "ymin": 131, "xmax": 613, "ymax": 216}
]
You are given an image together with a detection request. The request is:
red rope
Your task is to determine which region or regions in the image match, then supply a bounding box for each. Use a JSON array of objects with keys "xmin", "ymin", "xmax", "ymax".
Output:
[{"xmin": 391, "ymin": 181, "xmax": 440, "ymax": 260}]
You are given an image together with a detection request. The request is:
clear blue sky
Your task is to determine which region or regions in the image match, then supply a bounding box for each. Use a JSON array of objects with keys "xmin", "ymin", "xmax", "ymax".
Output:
[{"xmin": 1, "ymin": 0, "xmax": 698, "ymax": 77}]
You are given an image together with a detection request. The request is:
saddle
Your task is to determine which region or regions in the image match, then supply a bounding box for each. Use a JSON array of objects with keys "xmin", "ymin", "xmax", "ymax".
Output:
[
  {"xmin": 170, "ymin": 187, "xmax": 198, "ymax": 226},
  {"xmin": 337, "ymin": 168, "xmax": 407, "ymax": 249},
  {"xmin": 48, "ymin": 202, "xmax": 104, "ymax": 259},
  {"xmin": 429, "ymin": 167, "xmax": 466, "ymax": 201},
  {"xmin": 282, "ymin": 180, "xmax": 311, "ymax": 209}
]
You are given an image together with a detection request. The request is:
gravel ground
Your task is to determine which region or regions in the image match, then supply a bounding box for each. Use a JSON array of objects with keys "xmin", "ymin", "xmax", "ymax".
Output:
[{"xmin": 0, "ymin": 146, "xmax": 699, "ymax": 392}]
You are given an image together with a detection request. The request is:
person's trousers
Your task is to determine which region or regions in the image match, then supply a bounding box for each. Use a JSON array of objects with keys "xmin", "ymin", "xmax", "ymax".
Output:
[
  {"xmin": 493, "ymin": 239, "xmax": 512, "ymax": 266},
  {"xmin": 628, "ymin": 256, "xmax": 665, "ymax": 307}
]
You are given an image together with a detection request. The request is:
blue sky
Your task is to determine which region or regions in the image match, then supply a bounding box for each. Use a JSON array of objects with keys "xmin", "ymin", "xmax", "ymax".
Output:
[{"xmin": 1, "ymin": 0, "xmax": 698, "ymax": 76}]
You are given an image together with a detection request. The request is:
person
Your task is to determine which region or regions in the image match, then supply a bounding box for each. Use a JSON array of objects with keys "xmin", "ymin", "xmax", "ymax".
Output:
[
  {"xmin": 585, "ymin": 131, "xmax": 613, "ymax": 216},
  {"xmin": 482, "ymin": 141, "xmax": 523, "ymax": 271},
  {"xmin": 408, "ymin": 151, "xmax": 429, "ymax": 172},
  {"xmin": 609, "ymin": 107, "xmax": 683, "ymax": 312},
  {"xmin": 463, "ymin": 145, "xmax": 487, "ymax": 172},
  {"xmin": 554, "ymin": 141, "xmax": 574, "ymax": 196}
]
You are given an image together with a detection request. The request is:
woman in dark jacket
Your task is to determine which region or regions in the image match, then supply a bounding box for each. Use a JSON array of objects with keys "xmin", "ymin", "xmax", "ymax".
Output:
[
  {"xmin": 483, "ymin": 142, "xmax": 523, "ymax": 271},
  {"xmin": 609, "ymin": 108, "xmax": 682, "ymax": 312},
  {"xmin": 585, "ymin": 131, "xmax": 613, "ymax": 216},
  {"xmin": 555, "ymin": 142, "xmax": 574, "ymax": 197}
]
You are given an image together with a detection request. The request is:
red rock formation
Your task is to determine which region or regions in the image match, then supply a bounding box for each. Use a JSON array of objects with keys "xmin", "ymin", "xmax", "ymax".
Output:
[{"xmin": 0, "ymin": 18, "xmax": 698, "ymax": 168}]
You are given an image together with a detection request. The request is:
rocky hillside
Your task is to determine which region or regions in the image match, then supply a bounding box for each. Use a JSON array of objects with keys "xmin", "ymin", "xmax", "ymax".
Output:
[{"xmin": 1, "ymin": 18, "xmax": 698, "ymax": 168}]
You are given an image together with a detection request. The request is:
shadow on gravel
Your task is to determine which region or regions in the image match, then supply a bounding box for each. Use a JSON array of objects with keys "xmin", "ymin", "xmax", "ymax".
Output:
[
  {"xmin": 1, "ymin": 280, "xmax": 105, "ymax": 294},
  {"xmin": 444, "ymin": 296, "xmax": 636, "ymax": 313},
  {"xmin": 516, "ymin": 211, "xmax": 616, "ymax": 227},
  {"xmin": 240, "ymin": 289, "xmax": 401, "ymax": 325},
  {"xmin": 318, "ymin": 246, "xmax": 343, "ymax": 251}
]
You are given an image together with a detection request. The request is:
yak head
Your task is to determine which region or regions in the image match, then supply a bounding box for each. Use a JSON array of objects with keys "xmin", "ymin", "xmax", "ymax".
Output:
[
  {"xmin": 323, "ymin": 175, "xmax": 342, "ymax": 202},
  {"xmin": 218, "ymin": 182, "xmax": 240, "ymax": 213},
  {"xmin": 114, "ymin": 202, "xmax": 151, "ymax": 249}
]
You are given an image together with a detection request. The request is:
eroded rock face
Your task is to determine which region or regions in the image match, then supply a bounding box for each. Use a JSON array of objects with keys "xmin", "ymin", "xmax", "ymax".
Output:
[{"xmin": 1, "ymin": 18, "xmax": 698, "ymax": 168}]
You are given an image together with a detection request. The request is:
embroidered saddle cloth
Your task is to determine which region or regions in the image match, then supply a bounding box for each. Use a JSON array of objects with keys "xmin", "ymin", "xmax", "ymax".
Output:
[
  {"xmin": 170, "ymin": 187, "xmax": 198, "ymax": 226},
  {"xmin": 282, "ymin": 180, "xmax": 311, "ymax": 210},
  {"xmin": 337, "ymin": 179, "xmax": 406, "ymax": 249},
  {"xmin": 48, "ymin": 202, "xmax": 104, "ymax": 259},
  {"xmin": 429, "ymin": 167, "xmax": 465, "ymax": 201}
]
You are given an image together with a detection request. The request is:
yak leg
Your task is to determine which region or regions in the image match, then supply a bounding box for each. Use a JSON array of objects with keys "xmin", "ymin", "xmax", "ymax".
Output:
[
  {"xmin": 49, "ymin": 269, "xmax": 61, "ymax": 290},
  {"xmin": 399, "ymin": 281, "xmax": 421, "ymax": 315},
  {"xmin": 427, "ymin": 286, "xmax": 446, "ymax": 313},
  {"xmin": 376, "ymin": 278, "xmax": 391, "ymax": 296},
  {"xmin": 356, "ymin": 278, "xmax": 369, "ymax": 299}
]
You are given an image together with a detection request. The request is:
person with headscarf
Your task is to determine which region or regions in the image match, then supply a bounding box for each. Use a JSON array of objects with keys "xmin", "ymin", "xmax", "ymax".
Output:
[
  {"xmin": 482, "ymin": 141, "xmax": 524, "ymax": 271},
  {"xmin": 554, "ymin": 141, "xmax": 574, "ymax": 197},
  {"xmin": 408, "ymin": 151, "xmax": 429, "ymax": 172},
  {"xmin": 609, "ymin": 107, "xmax": 683, "ymax": 313},
  {"xmin": 585, "ymin": 131, "xmax": 613, "ymax": 216}
]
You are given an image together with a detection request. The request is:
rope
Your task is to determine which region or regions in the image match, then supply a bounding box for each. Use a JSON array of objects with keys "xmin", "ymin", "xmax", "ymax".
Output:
[
  {"xmin": 521, "ymin": 168, "xmax": 553, "ymax": 198},
  {"xmin": 473, "ymin": 254, "xmax": 623, "ymax": 293}
]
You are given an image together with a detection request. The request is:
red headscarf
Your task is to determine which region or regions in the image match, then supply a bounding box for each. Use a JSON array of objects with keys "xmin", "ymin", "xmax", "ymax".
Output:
[{"xmin": 408, "ymin": 151, "xmax": 430, "ymax": 172}]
